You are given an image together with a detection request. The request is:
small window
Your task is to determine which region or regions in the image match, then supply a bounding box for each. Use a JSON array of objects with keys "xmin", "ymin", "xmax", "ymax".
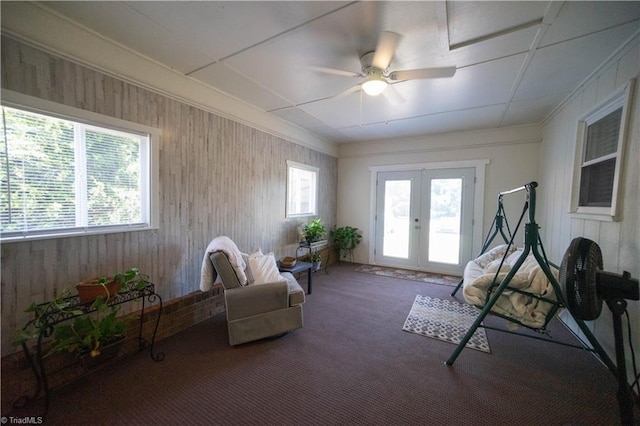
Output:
[
  {"xmin": 1, "ymin": 102, "xmax": 156, "ymax": 241},
  {"xmin": 570, "ymin": 79, "xmax": 634, "ymax": 220},
  {"xmin": 286, "ymin": 161, "xmax": 318, "ymax": 217}
]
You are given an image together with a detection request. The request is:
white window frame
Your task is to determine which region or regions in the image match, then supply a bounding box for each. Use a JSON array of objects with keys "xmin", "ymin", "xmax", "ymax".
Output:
[
  {"xmin": 286, "ymin": 160, "xmax": 319, "ymax": 218},
  {"xmin": 1, "ymin": 89, "xmax": 160, "ymax": 242},
  {"xmin": 569, "ymin": 79, "xmax": 634, "ymax": 221}
]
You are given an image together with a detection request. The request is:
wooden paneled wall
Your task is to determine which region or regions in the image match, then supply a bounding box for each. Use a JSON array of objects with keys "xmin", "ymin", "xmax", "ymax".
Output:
[
  {"xmin": 538, "ymin": 35, "xmax": 639, "ymax": 381},
  {"xmin": 0, "ymin": 37, "xmax": 337, "ymax": 356}
]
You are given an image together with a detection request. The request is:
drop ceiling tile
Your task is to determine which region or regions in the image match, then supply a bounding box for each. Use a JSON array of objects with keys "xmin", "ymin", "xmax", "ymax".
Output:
[
  {"xmin": 270, "ymin": 107, "xmax": 332, "ymax": 132},
  {"xmin": 444, "ymin": 24, "xmax": 538, "ymax": 69},
  {"xmin": 44, "ymin": 2, "xmax": 217, "ymax": 73},
  {"xmin": 447, "ymin": 1, "xmax": 548, "ymax": 46},
  {"xmin": 514, "ymin": 22, "xmax": 639, "ymax": 101},
  {"xmin": 192, "ymin": 63, "xmax": 291, "ymax": 111},
  {"xmin": 540, "ymin": 1, "xmax": 640, "ymax": 47},
  {"xmin": 299, "ymin": 52, "xmax": 524, "ymax": 129},
  {"xmin": 501, "ymin": 93, "xmax": 569, "ymax": 127},
  {"xmin": 127, "ymin": 1, "xmax": 351, "ymax": 64},
  {"xmin": 388, "ymin": 53, "xmax": 526, "ymax": 116},
  {"xmin": 338, "ymin": 104, "xmax": 505, "ymax": 142},
  {"xmin": 224, "ymin": 1, "xmax": 445, "ymax": 105}
]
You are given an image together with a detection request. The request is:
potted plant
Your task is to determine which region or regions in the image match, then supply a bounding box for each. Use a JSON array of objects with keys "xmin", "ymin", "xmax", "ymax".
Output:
[
  {"xmin": 309, "ymin": 252, "xmax": 322, "ymax": 271},
  {"xmin": 76, "ymin": 267, "xmax": 148, "ymax": 303},
  {"xmin": 13, "ymin": 268, "xmax": 147, "ymax": 363},
  {"xmin": 331, "ymin": 226, "xmax": 362, "ymax": 262},
  {"xmin": 47, "ymin": 295, "xmax": 128, "ymax": 369},
  {"xmin": 302, "ymin": 218, "xmax": 326, "ymax": 244}
]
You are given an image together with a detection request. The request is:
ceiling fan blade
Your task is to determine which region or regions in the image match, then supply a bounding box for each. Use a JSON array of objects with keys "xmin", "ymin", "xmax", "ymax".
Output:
[
  {"xmin": 389, "ymin": 67, "xmax": 457, "ymax": 81},
  {"xmin": 309, "ymin": 65, "xmax": 362, "ymax": 78},
  {"xmin": 334, "ymin": 84, "xmax": 362, "ymax": 99},
  {"xmin": 372, "ymin": 31, "xmax": 401, "ymax": 70}
]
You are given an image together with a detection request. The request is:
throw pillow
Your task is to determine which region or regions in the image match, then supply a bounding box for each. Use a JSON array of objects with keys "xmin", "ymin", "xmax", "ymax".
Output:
[
  {"xmin": 247, "ymin": 250, "xmax": 285, "ymax": 285},
  {"xmin": 474, "ymin": 244, "xmax": 517, "ymax": 269},
  {"xmin": 242, "ymin": 248, "xmax": 262, "ymax": 285}
]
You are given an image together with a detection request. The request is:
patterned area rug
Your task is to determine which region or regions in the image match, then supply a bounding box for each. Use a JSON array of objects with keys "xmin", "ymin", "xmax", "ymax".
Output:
[
  {"xmin": 402, "ymin": 295, "xmax": 491, "ymax": 353},
  {"xmin": 355, "ymin": 264, "xmax": 460, "ymax": 287}
]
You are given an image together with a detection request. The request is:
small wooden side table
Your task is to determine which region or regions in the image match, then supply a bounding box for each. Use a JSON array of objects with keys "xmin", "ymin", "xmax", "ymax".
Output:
[{"xmin": 278, "ymin": 261, "xmax": 313, "ymax": 294}]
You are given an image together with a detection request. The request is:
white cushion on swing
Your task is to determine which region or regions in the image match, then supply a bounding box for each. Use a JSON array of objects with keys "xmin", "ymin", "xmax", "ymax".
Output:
[{"xmin": 462, "ymin": 248, "xmax": 558, "ymax": 329}]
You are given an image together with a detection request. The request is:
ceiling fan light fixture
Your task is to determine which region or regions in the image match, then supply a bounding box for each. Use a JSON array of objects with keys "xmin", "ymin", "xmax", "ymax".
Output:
[{"xmin": 362, "ymin": 75, "xmax": 388, "ymax": 96}]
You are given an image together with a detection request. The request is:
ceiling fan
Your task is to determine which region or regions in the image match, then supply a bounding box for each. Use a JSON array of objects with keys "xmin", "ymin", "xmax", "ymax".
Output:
[{"xmin": 310, "ymin": 31, "xmax": 456, "ymax": 100}]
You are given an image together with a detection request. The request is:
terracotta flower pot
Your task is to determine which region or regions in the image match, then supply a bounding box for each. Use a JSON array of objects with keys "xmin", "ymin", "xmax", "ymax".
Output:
[{"xmin": 76, "ymin": 277, "xmax": 121, "ymax": 303}]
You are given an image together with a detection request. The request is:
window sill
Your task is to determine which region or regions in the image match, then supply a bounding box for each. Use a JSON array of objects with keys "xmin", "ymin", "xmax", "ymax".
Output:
[
  {"xmin": 569, "ymin": 211, "xmax": 616, "ymax": 222},
  {"xmin": 1, "ymin": 224, "xmax": 155, "ymax": 243}
]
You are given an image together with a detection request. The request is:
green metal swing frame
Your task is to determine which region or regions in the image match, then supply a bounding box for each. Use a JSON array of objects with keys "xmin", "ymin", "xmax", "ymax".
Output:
[{"xmin": 445, "ymin": 182, "xmax": 616, "ymax": 374}]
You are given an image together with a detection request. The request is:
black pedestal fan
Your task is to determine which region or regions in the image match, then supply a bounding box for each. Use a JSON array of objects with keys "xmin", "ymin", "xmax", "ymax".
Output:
[{"xmin": 559, "ymin": 237, "xmax": 639, "ymax": 425}]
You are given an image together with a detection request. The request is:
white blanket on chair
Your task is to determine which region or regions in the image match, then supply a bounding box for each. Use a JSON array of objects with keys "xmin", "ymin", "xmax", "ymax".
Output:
[
  {"xmin": 462, "ymin": 248, "xmax": 557, "ymax": 328},
  {"xmin": 200, "ymin": 236, "xmax": 247, "ymax": 291}
]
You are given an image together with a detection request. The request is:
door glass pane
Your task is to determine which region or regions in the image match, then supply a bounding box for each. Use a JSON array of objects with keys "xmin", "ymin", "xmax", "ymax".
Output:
[
  {"xmin": 429, "ymin": 178, "xmax": 462, "ymax": 264},
  {"xmin": 383, "ymin": 180, "xmax": 411, "ymax": 258}
]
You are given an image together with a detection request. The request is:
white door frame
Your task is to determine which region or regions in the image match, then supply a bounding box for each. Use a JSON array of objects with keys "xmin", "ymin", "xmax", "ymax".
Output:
[{"xmin": 368, "ymin": 159, "xmax": 489, "ymax": 268}]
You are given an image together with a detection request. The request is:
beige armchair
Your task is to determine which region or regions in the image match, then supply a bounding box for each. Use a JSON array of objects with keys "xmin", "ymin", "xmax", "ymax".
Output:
[{"xmin": 205, "ymin": 240, "xmax": 305, "ymax": 346}]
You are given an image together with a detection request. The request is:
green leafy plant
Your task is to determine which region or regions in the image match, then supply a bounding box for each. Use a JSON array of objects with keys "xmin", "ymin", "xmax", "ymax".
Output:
[
  {"xmin": 48, "ymin": 296, "xmax": 127, "ymax": 358},
  {"xmin": 11, "ymin": 289, "xmax": 83, "ymax": 348},
  {"xmin": 331, "ymin": 226, "xmax": 362, "ymax": 261},
  {"xmin": 302, "ymin": 218, "xmax": 326, "ymax": 243},
  {"xmin": 309, "ymin": 252, "xmax": 322, "ymax": 263},
  {"xmin": 12, "ymin": 268, "xmax": 147, "ymax": 356},
  {"xmin": 80, "ymin": 267, "xmax": 148, "ymax": 291}
]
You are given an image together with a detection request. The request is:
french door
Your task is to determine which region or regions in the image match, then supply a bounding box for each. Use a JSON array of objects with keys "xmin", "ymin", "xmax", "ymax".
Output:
[{"xmin": 374, "ymin": 168, "xmax": 475, "ymax": 275}]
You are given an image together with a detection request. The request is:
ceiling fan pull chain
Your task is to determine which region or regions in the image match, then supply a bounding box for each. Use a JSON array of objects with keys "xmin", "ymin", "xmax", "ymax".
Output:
[{"xmin": 359, "ymin": 89, "xmax": 363, "ymax": 127}]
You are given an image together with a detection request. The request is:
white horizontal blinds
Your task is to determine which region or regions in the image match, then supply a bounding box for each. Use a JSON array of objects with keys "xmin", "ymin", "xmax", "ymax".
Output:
[
  {"xmin": 1, "ymin": 107, "xmax": 76, "ymax": 232},
  {"xmin": 584, "ymin": 108, "xmax": 622, "ymax": 162},
  {"xmin": 84, "ymin": 127, "xmax": 142, "ymax": 226},
  {"xmin": 1, "ymin": 106, "xmax": 148, "ymax": 237},
  {"xmin": 579, "ymin": 107, "xmax": 622, "ymax": 207}
]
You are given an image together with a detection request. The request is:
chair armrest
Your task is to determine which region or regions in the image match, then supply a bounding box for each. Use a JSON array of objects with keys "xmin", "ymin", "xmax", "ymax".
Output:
[{"xmin": 224, "ymin": 281, "xmax": 289, "ymax": 321}]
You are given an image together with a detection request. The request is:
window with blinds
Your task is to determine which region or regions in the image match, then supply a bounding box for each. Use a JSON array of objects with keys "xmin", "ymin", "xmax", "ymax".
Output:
[
  {"xmin": 1, "ymin": 105, "xmax": 151, "ymax": 240},
  {"xmin": 570, "ymin": 79, "xmax": 634, "ymax": 220},
  {"xmin": 578, "ymin": 107, "xmax": 622, "ymax": 207}
]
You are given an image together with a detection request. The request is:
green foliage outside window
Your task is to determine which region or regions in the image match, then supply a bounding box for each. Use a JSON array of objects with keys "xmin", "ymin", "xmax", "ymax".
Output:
[{"xmin": 1, "ymin": 106, "xmax": 144, "ymax": 235}]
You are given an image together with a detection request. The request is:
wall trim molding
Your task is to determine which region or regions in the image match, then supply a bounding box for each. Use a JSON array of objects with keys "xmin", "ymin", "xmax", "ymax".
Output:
[{"xmin": 341, "ymin": 136, "xmax": 541, "ymax": 159}]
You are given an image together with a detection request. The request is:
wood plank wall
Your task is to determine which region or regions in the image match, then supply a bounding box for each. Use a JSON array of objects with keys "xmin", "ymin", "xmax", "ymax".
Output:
[{"xmin": 0, "ymin": 37, "xmax": 337, "ymax": 356}]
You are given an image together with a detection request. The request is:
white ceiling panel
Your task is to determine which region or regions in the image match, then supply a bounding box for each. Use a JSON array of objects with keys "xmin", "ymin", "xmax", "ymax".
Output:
[
  {"xmin": 501, "ymin": 93, "xmax": 570, "ymax": 127},
  {"xmin": 8, "ymin": 1, "xmax": 637, "ymax": 145},
  {"xmin": 224, "ymin": 1, "xmax": 444, "ymax": 105},
  {"xmin": 127, "ymin": 1, "xmax": 351, "ymax": 68},
  {"xmin": 192, "ymin": 63, "xmax": 292, "ymax": 111},
  {"xmin": 445, "ymin": 24, "xmax": 538, "ymax": 69},
  {"xmin": 447, "ymin": 1, "xmax": 549, "ymax": 46},
  {"xmin": 540, "ymin": 1, "xmax": 640, "ymax": 48},
  {"xmin": 338, "ymin": 104, "xmax": 505, "ymax": 142},
  {"xmin": 43, "ymin": 2, "xmax": 217, "ymax": 73},
  {"xmin": 271, "ymin": 107, "xmax": 333, "ymax": 132},
  {"xmin": 514, "ymin": 21, "xmax": 639, "ymax": 101},
  {"xmin": 387, "ymin": 53, "xmax": 527, "ymax": 115}
]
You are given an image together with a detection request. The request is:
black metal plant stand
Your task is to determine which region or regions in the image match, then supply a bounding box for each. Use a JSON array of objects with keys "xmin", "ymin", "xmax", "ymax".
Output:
[{"xmin": 15, "ymin": 281, "xmax": 164, "ymax": 412}]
